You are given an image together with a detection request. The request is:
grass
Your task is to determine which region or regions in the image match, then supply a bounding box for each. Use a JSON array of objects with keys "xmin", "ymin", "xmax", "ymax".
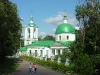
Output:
[{"xmin": 0, "ymin": 57, "xmax": 20, "ymax": 74}]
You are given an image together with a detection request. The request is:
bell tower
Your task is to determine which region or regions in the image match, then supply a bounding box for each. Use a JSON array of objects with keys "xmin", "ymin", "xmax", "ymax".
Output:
[{"xmin": 24, "ymin": 14, "xmax": 38, "ymax": 46}]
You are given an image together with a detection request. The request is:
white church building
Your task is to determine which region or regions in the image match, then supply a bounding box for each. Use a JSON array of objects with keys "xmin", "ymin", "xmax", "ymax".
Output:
[{"xmin": 18, "ymin": 12, "xmax": 76, "ymax": 58}]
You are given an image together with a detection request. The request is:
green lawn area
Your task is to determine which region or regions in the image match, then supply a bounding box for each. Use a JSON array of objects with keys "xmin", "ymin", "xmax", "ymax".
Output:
[{"xmin": 0, "ymin": 57, "xmax": 20, "ymax": 74}]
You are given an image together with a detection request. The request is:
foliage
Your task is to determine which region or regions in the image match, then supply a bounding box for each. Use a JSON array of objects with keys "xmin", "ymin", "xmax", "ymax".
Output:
[
  {"xmin": 38, "ymin": 36, "xmax": 42, "ymax": 41},
  {"xmin": 55, "ymin": 48, "xmax": 71, "ymax": 63},
  {"xmin": 20, "ymin": 39, "xmax": 24, "ymax": 47},
  {"xmin": 70, "ymin": 0, "xmax": 100, "ymax": 74},
  {"xmin": 19, "ymin": 55, "xmax": 73, "ymax": 74},
  {"xmin": 0, "ymin": 0, "xmax": 22, "ymax": 60},
  {"xmin": 0, "ymin": 57, "xmax": 19, "ymax": 74},
  {"xmin": 43, "ymin": 35, "xmax": 55, "ymax": 41}
]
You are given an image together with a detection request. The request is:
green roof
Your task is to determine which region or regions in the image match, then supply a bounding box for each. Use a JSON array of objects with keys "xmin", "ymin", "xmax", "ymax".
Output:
[
  {"xmin": 27, "ymin": 23, "xmax": 34, "ymax": 26},
  {"xmin": 18, "ymin": 46, "xmax": 27, "ymax": 51},
  {"xmin": 28, "ymin": 40, "xmax": 55, "ymax": 47},
  {"xmin": 50, "ymin": 41, "xmax": 66, "ymax": 47},
  {"xmin": 55, "ymin": 23, "xmax": 75, "ymax": 34},
  {"xmin": 60, "ymin": 41, "xmax": 75, "ymax": 46}
]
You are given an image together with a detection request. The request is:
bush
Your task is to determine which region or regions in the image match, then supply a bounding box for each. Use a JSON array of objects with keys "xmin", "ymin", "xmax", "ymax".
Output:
[{"xmin": 19, "ymin": 55, "xmax": 73, "ymax": 74}]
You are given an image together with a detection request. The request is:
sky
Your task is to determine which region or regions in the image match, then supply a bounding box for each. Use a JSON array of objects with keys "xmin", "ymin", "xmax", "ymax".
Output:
[{"xmin": 10, "ymin": 0, "xmax": 79, "ymax": 38}]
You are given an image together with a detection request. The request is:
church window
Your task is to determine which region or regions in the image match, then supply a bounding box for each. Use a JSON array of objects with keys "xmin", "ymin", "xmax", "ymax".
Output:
[
  {"xmin": 59, "ymin": 36, "xmax": 61, "ymax": 40},
  {"xmin": 28, "ymin": 28, "xmax": 30, "ymax": 33},
  {"xmin": 40, "ymin": 50, "xmax": 42, "ymax": 54},
  {"xmin": 52, "ymin": 49, "xmax": 55, "ymax": 55},
  {"xmin": 58, "ymin": 49, "xmax": 60, "ymax": 55},
  {"xmin": 29, "ymin": 50, "xmax": 31, "ymax": 56},
  {"xmin": 66, "ymin": 36, "xmax": 69, "ymax": 40},
  {"xmin": 35, "ymin": 50, "xmax": 37, "ymax": 56},
  {"xmin": 27, "ymin": 28, "xmax": 30, "ymax": 38}
]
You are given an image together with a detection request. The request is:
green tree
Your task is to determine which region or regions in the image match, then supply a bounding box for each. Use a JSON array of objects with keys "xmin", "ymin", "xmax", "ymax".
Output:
[
  {"xmin": 43, "ymin": 35, "xmax": 55, "ymax": 41},
  {"xmin": 38, "ymin": 36, "xmax": 42, "ymax": 41},
  {"xmin": 20, "ymin": 38, "xmax": 24, "ymax": 47},
  {"xmin": 60, "ymin": 48, "xmax": 71, "ymax": 62},
  {"xmin": 0, "ymin": 0, "xmax": 22, "ymax": 61},
  {"xmin": 70, "ymin": 42, "xmax": 94, "ymax": 75},
  {"xmin": 70, "ymin": 0, "xmax": 100, "ymax": 74}
]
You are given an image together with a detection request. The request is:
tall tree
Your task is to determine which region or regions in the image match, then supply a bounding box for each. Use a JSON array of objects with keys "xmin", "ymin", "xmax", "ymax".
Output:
[
  {"xmin": 0, "ymin": 0, "xmax": 22, "ymax": 61},
  {"xmin": 70, "ymin": 0, "xmax": 100, "ymax": 74}
]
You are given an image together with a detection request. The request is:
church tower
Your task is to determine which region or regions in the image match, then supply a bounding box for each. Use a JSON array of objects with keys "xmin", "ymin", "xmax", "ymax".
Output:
[{"xmin": 24, "ymin": 14, "xmax": 38, "ymax": 46}]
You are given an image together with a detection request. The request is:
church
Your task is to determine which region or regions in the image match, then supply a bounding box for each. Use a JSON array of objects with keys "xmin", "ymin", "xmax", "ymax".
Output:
[{"xmin": 18, "ymin": 12, "xmax": 76, "ymax": 58}]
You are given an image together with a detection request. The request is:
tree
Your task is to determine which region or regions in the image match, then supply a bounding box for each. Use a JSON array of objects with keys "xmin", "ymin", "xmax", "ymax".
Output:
[
  {"xmin": 38, "ymin": 36, "xmax": 42, "ymax": 41},
  {"xmin": 20, "ymin": 38, "xmax": 24, "ymax": 47},
  {"xmin": 43, "ymin": 35, "xmax": 55, "ymax": 41},
  {"xmin": 0, "ymin": 0, "xmax": 22, "ymax": 61},
  {"xmin": 70, "ymin": 42, "xmax": 95, "ymax": 75},
  {"xmin": 70, "ymin": 0, "xmax": 100, "ymax": 74}
]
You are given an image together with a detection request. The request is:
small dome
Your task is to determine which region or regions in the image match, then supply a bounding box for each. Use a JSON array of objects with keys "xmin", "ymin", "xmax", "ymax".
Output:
[{"xmin": 55, "ymin": 23, "xmax": 75, "ymax": 34}]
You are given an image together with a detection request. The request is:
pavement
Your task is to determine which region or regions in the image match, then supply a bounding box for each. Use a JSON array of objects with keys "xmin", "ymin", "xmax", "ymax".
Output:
[{"xmin": 9, "ymin": 59, "xmax": 65, "ymax": 75}]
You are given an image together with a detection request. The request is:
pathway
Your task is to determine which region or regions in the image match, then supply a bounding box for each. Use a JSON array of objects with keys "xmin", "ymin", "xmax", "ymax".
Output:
[{"xmin": 9, "ymin": 59, "xmax": 65, "ymax": 75}]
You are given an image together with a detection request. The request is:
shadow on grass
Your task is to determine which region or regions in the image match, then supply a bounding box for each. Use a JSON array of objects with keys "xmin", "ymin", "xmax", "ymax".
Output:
[{"xmin": 0, "ymin": 57, "xmax": 20, "ymax": 74}]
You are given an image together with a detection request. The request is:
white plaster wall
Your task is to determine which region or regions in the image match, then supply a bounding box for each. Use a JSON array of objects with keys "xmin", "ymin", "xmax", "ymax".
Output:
[
  {"xmin": 33, "ymin": 28, "xmax": 35, "ymax": 38},
  {"xmin": 55, "ymin": 33, "xmax": 75, "ymax": 41},
  {"xmin": 35, "ymin": 29, "xmax": 36, "ymax": 39},
  {"xmin": 24, "ymin": 27, "xmax": 29, "ymax": 46},
  {"xmin": 25, "ymin": 27, "xmax": 29, "ymax": 39},
  {"xmin": 35, "ymin": 27, "xmax": 38, "ymax": 39},
  {"xmin": 20, "ymin": 46, "xmax": 69, "ymax": 58},
  {"xmin": 30, "ymin": 27, "xmax": 34, "ymax": 39},
  {"xmin": 24, "ymin": 26, "xmax": 37, "ymax": 46},
  {"xmin": 27, "ymin": 27, "xmax": 30, "ymax": 38},
  {"xmin": 24, "ymin": 39, "xmax": 33, "ymax": 46},
  {"xmin": 24, "ymin": 40, "xmax": 27, "ymax": 46},
  {"xmin": 44, "ymin": 47, "xmax": 51, "ymax": 58},
  {"xmin": 27, "ymin": 47, "xmax": 51, "ymax": 58}
]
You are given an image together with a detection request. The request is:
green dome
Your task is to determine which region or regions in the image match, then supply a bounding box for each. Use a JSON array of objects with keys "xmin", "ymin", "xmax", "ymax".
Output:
[{"xmin": 55, "ymin": 23, "xmax": 75, "ymax": 34}]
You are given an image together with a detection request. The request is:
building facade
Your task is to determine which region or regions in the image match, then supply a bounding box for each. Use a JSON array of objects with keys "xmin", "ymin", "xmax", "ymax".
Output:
[{"xmin": 18, "ymin": 12, "xmax": 76, "ymax": 58}]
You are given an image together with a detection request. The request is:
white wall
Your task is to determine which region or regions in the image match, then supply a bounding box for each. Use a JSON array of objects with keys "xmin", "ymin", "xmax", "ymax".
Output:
[
  {"xmin": 55, "ymin": 33, "xmax": 75, "ymax": 41},
  {"xmin": 27, "ymin": 46, "xmax": 51, "ymax": 58},
  {"xmin": 24, "ymin": 26, "xmax": 38, "ymax": 46},
  {"xmin": 35, "ymin": 27, "xmax": 38, "ymax": 40}
]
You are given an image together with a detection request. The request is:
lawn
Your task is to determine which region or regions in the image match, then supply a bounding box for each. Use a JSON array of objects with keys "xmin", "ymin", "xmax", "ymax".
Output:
[{"xmin": 0, "ymin": 57, "xmax": 20, "ymax": 74}]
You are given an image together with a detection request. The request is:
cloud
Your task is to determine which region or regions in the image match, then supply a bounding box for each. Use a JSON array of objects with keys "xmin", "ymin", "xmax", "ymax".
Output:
[
  {"xmin": 75, "ymin": 26, "xmax": 80, "ymax": 30},
  {"xmin": 48, "ymin": 28, "xmax": 56, "ymax": 37},
  {"xmin": 53, "ymin": 29, "xmax": 56, "ymax": 32},
  {"xmin": 67, "ymin": 13, "xmax": 79, "ymax": 26},
  {"xmin": 43, "ymin": 12, "xmax": 79, "ymax": 26},
  {"xmin": 39, "ymin": 32, "xmax": 47, "ymax": 38},
  {"xmin": 39, "ymin": 29, "xmax": 56, "ymax": 38},
  {"xmin": 42, "ymin": 12, "xmax": 63, "ymax": 25}
]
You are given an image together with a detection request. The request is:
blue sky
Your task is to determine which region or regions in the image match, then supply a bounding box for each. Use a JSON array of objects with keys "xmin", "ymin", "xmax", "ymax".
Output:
[{"xmin": 10, "ymin": 0, "xmax": 79, "ymax": 37}]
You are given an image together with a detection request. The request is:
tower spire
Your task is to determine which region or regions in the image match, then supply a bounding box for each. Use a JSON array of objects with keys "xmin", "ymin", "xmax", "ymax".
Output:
[
  {"xmin": 63, "ymin": 10, "xmax": 67, "ymax": 23},
  {"xmin": 64, "ymin": 10, "xmax": 67, "ymax": 17},
  {"xmin": 30, "ymin": 11, "xmax": 34, "ymax": 25},
  {"xmin": 30, "ymin": 11, "xmax": 33, "ymax": 20}
]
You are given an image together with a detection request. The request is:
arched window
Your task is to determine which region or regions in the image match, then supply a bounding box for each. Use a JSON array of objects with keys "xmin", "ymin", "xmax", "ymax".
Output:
[
  {"xmin": 33, "ymin": 28, "xmax": 36, "ymax": 38},
  {"xmin": 58, "ymin": 49, "xmax": 60, "ymax": 55},
  {"xmin": 29, "ymin": 50, "xmax": 31, "ymax": 56},
  {"xmin": 59, "ymin": 36, "xmax": 61, "ymax": 40},
  {"xmin": 40, "ymin": 50, "xmax": 43, "ymax": 56},
  {"xmin": 66, "ymin": 36, "xmax": 69, "ymax": 40},
  {"xmin": 28, "ymin": 28, "xmax": 30, "ymax": 33},
  {"xmin": 35, "ymin": 50, "xmax": 37, "ymax": 56},
  {"xmin": 27, "ymin": 28, "xmax": 30, "ymax": 38}
]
